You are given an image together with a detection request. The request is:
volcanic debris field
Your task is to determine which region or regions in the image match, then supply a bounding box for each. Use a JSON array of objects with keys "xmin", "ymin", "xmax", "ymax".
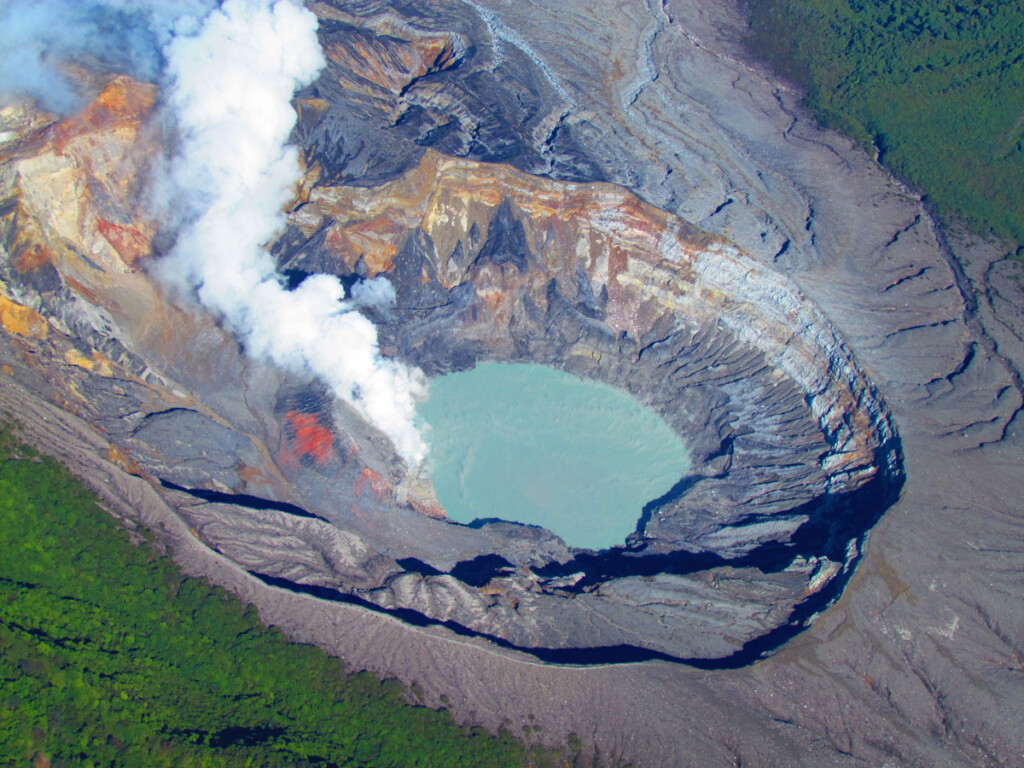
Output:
[{"xmin": 0, "ymin": 1, "xmax": 1023, "ymax": 766}]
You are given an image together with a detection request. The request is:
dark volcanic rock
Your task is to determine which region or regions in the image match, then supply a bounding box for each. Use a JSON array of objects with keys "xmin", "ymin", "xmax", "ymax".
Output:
[{"xmin": 297, "ymin": 0, "xmax": 608, "ymax": 186}]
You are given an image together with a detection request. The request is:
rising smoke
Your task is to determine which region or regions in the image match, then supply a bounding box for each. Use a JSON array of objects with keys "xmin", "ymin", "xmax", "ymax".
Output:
[
  {"xmin": 0, "ymin": 0, "xmax": 215, "ymax": 112},
  {"xmin": 0, "ymin": 0, "xmax": 429, "ymax": 465}
]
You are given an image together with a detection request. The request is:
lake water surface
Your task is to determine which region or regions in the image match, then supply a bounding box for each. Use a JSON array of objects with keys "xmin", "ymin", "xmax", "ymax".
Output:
[{"xmin": 417, "ymin": 363, "xmax": 690, "ymax": 550}]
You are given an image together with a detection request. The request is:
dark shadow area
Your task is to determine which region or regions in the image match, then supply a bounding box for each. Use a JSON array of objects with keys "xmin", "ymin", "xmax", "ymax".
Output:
[
  {"xmin": 395, "ymin": 557, "xmax": 443, "ymax": 577},
  {"xmin": 160, "ymin": 480, "xmax": 329, "ymax": 523},
  {"xmin": 449, "ymin": 554, "xmax": 516, "ymax": 587},
  {"xmin": 251, "ymin": 436, "xmax": 904, "ymax": 669},
  {"xmin": 209, "ymin": 726, "xmax": 287, "ymax": 748}
]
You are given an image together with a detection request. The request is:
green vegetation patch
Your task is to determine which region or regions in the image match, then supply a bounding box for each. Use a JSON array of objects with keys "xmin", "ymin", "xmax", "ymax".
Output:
[
  {"xmin": 745, "ymin": 0, "xmax": 1024, "ymax": 245},
  {"xmin": 0, "ymin": 420, "xmax": 555, "ymax": 767}
]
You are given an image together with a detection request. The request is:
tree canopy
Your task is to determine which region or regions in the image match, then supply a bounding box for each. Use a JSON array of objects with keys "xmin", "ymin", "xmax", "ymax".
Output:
[
  {"xmin": 0, "ymin": 420, "xmax": 570, "ymax": 767},
  {"xmin": 746, "ymin": 0, "xmax": 1024, "ymax": 246}
]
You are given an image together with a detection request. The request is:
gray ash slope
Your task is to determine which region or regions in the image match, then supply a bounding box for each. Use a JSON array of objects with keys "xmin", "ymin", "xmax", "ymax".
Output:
[
  {"xmin": 0, "ymin": 0, "xmax": 1021, "ymax": 766},
  {"xmin": 328, "ymin": 1, "xmax": 1023, "ymax": 765}
]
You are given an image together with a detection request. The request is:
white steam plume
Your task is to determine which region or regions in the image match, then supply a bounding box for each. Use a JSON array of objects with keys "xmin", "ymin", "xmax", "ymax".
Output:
[
  {"xmin": 161, "ymin": 0, "xmax": 428, "ymax": 465},
  {"xmin": 0, "ymin": 0, "xmax": 215, "ymax": 112},
  {"xmin": 1, "ymin": 0, "xmax": 429, "ymax": 465}
]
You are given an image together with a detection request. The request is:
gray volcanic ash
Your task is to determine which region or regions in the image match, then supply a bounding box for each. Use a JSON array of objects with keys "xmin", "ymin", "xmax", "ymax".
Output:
[{"xmin": 0, "ymin": 1, "xmax": 1022, "ymax": 766}]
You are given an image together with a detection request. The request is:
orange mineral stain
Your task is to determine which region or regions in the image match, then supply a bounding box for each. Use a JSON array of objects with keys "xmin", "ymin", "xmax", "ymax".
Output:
[
  {"xmin": 96, "ymin": 218, "xmax": 151, "ymax": 266},
  {"xmin": 51, "ymin": 76, "xmax": 156, "ymax": 151},
  {"xmin": 355, "ymin": 467, "xmax": 390, "ymax": 500},
  {"xmin": 0, "ymin": 294, "xmax": 48, "ymax": 339},
  {"xmin": 285, "ymin": 411, "xmax": 335, "ymax": 465}
]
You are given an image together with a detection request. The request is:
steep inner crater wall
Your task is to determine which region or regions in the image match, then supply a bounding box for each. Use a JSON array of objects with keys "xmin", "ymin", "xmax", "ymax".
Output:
[
  {"xmin": 267, "ymin": 149, "xmax": 905, "ymax": 661},
  {"xmin": 0, "ymin": 80, "xmax": 902, "ymax": 663}
]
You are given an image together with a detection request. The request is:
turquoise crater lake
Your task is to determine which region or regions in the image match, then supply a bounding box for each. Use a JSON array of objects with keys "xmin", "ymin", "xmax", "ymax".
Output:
[{"xmin": 416, "ymin": 363, "xmax": 691, "ymax": 551}]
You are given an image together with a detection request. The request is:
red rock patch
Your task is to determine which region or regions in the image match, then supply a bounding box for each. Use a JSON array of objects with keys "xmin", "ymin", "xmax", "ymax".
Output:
[{"xmin": 285, "ymin": 411, "xmax": 335, "ymax": 466}]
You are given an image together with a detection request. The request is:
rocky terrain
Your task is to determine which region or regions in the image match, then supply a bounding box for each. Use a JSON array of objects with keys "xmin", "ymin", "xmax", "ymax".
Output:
[{"xmin": 1, "ymin": 0, "xmax": 1023, "ymax": 766}]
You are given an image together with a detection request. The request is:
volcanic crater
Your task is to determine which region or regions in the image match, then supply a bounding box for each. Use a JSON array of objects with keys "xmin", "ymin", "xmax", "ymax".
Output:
[
  {"xmin": 7, "ymin": 3, "xmax": 1024, "ymax": 764},
  {"xmin": 0, "ymin": 18, "xmax": 903, "ymax": 665},
  {"xmin": 259, "ymin": 149, "xmax": 905, "ymax": 663}
]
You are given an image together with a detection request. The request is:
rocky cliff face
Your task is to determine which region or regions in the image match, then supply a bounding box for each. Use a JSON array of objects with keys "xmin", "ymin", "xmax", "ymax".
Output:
[{"xmin": 1, "ymin": 1, "xmax": 1022, "ymax": 766}]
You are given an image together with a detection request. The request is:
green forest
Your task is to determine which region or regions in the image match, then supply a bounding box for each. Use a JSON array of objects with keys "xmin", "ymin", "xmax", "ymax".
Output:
[
  {"xmin": 0, "ymin": 420, "xmax": 564, "ymax": 767},
  {"xmin": 745, "ymin": 0, "xmax": 1024, "ymax": 247}
]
